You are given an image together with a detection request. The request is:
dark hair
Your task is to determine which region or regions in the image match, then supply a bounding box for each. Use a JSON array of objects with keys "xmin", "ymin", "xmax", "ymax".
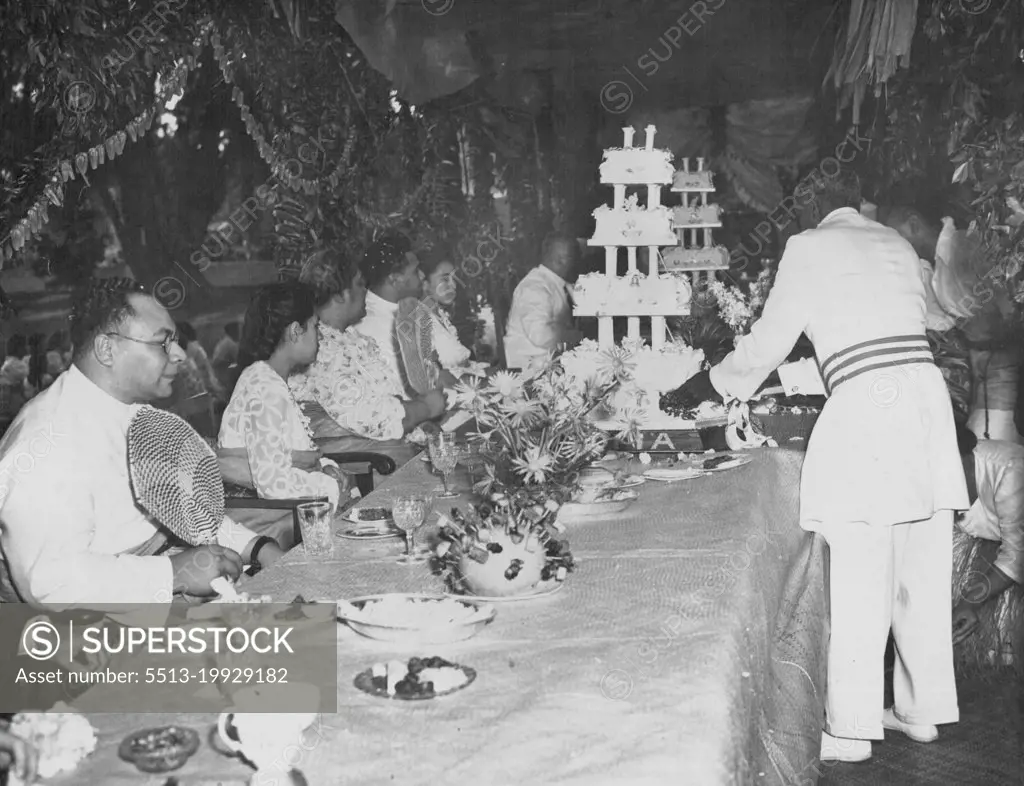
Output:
[
  {"xmin": 4, "ymin": 333, "xmax": 27, "ymax": 358},
  {"xmin": 956, "ymin": 420, "xmax": 978, "ymax": 457},
  {"xmin": 299, "ymin": 248, "xmax": 358, "ymax": 305},
  {"xmin": 236, "ymin": 282, "xmax": 318, "ymax": 375},
  {"xmin": 541, "ymin": 232, "xmax": 580, "ymax": 267},
  {"xmin": 69, "ymin": 277, "xmax": 147, "ymax": 362},
  {"xmin": 360, "ymin": 232, "xmax": 414, "ymax": 290},
  {"xmin": 800, "ymin": 169, "xmax": 862, "ymax": 219},
  {"xmin": 418, "ymin": 245, "xmax": 455, "ymax": 279},
  {"xmin": 224, "ymin": 321, "xmax": 241, "ymax": 341}
]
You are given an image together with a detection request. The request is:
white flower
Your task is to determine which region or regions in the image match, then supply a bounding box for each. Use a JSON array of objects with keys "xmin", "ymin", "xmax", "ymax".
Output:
[
  {"xmin": 487, "ymin": 371, "xmax": 524, "ymax": 400},
  {"xmin": 638, "ymin": 452, "xmax": 652, "ymax": 465},
  {"xmin": 11, "ymin": 709, "xmax": 97, "ymax": 779}
]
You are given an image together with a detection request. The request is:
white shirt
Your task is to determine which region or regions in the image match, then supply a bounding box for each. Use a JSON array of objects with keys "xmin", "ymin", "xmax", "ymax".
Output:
[
  {"xmin": 917, "ymin": 258, "xmax": 957, "ymax": 332},
  {"xmin": 354, "ymin": 291, "xmax": 403, "ymax": 386},
  {"xmin": 504, "ymin": 265, "xmax": 575, "ymax": 369},
  {"xmin": 959, "ymin": 439, "xmax": 1024, "ymax": 584},
  {"xmin": 0, "ymin": 365, "xmax": 255, "ymax": 608}
]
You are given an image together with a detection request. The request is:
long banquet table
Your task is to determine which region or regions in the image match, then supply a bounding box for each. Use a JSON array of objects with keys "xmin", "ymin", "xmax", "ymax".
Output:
[{"xmin": 60, "ymin": 448, "xmax": 830, "ymax": 785}]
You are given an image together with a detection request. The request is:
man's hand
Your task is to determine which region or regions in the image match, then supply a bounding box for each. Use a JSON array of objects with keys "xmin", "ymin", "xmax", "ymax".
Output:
[
  {"xmin": 0, "ymin": 728, "xmax": 37, "ymax": 784},
  {"xmin": 952, "ymin": 600, "xmax": 981, "ymax": 645},
  {"xmin": 660, "ymin": 369, "xmax": 723, "ymax": 415},
  {"xmin": 169, "ymin": 545, "xmax": 243, "ymax": 596}
]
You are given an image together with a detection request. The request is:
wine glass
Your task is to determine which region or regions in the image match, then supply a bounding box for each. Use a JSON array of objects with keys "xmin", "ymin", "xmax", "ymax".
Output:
[
  {"xmin": 392, "ymin": 495, "xmax": 430, "ymax": 564},
  {"xmin": 428, "ymin": 434, "xmax": 460, "ymax": 499}
]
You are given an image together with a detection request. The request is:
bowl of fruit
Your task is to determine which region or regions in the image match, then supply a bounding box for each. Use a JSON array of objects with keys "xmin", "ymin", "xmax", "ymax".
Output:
[{"xmin": 354, "ymin": 656, "xmax": 476, "ymax": 700}]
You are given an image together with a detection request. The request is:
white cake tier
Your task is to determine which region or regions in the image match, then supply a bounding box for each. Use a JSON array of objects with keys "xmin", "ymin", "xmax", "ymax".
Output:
[
  {"xmin": 671, "ymin": 204, "xmax": 722, "ymax": 229},
  {"xmin": 573, "ymin": 272, "xmax": 692, "ymax": 316},
  {"xmin": 671, "ymin": 171, "xmax": 715, "ymax": 192},
  {"xmin": 599, "ymin": 148, "xmax": 674, "ymax": 185},
  {"xmin": 561, "ymin": 338, "xmax": 714, "ymax": 429},
  {"xmin": 661, "ymin": 245, "xmax": 730, "ymax": 271},
  {"xmin": 589, "ymin": 204, "xmax": 678, "ymax": 248}
]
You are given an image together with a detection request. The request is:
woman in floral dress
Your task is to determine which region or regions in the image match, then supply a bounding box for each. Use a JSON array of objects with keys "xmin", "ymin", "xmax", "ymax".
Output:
[{"xmin": 219, "ymin": 282, "xmax": 348, "ymax": 509}]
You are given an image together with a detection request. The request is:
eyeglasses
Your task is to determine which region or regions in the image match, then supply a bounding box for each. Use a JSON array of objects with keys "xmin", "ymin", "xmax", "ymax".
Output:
[{"xmin": 106, "ymin": 332, "xmax": 180, "ymax": 355}]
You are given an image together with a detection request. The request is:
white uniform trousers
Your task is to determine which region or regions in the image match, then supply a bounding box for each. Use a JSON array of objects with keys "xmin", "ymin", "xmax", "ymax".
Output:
[{"xmin": 818, "ymin": 512, "xmax": 959, "ymax": 739}]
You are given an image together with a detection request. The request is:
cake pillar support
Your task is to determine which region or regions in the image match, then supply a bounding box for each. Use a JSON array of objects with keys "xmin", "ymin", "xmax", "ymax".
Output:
[
  {"xmin": 651, "ymin": 317, "xmax": 666, "ymax": 352},
  {"xmin": 604, "ymin": 247, "xmax": 616, "ymax": 276},
  {"xmin": 627, "ymin": 317, "xmax": 640, "ymax": 341},
  {"xmin": 598, "ymin": 317, "xmax": 613, "ymax": 347},
  {"xmin": 647, "ymin": 185, "xmax": 661, "ymax": 207},
  {"xmin": 627, "ymin": 246, "xmax": 637, "ymax": 274},
  {"xmin": 614, "ymin": 185, "xmax": 626, "ymax": 209},
  {"xmin": 647, "ymin": 247, "xmax": 659, "ymax": 278}
]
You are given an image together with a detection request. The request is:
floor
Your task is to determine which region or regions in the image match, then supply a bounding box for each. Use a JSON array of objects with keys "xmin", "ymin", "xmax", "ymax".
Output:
[{"xmin": 820, "ymin": 668, "xmax": 1023, "ymax": 785}]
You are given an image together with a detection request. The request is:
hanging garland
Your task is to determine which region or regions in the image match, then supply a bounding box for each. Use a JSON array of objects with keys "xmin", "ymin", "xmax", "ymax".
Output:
[
  {"xmin": 0, "ymin": 13, "xmax": 450, "ymax": 268},
  {"xmin": 0, "ymin": 23, "xmax": 214, "ymax": 267}
]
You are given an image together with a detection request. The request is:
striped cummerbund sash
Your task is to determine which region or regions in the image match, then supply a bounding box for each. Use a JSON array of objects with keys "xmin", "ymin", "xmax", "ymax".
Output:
[{"xmin": 818, "ymin": 335, "xmax": 934, "ymax": 395}]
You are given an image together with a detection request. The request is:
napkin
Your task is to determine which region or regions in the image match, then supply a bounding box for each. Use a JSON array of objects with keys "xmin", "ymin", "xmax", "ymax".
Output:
[{"xmin": 777, "ymin": 358, "xmax": 826, "ymax": 397}]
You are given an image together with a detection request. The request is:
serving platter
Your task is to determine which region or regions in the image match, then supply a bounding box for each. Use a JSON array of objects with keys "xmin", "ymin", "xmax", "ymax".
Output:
[
  {"xmin": 444, "ymin": 580, "xmax": 565, "ymax": 603},
  {"xmin": 353, "ymin": 662, "xmax": 476, "ymax": 701},
  {"xmin": 336, "ymin": 593, "xmax": 496, "ymax": 645}
]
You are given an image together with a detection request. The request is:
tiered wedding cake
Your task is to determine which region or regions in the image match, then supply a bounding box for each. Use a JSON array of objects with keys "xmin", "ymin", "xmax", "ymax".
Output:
[
  {"xmin": 662, "ymin": 162, "xmax": 730, "ymax": 280},
  {"xmin": 565, "ymin": 126, "xmax": 718, "ymax": 441}
]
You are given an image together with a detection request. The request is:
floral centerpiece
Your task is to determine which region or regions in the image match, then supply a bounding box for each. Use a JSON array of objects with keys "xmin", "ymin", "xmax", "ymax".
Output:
[
  {"xmin": 701, "ymin": 267, "xmax": 775, "ymax": 339},
  {"xmin": 435, "ymin": 360, "xmax": 627, "ymax": 596}
]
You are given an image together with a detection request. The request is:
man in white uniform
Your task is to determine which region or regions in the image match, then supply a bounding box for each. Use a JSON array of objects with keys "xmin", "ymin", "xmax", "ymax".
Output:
[
  {"xmin": 671, "ymin": 172, "xmax": 968, "ymax": 762},
  {"xmin": 355, "ymin": 232, "xmax": 426, "ymax": 394},
  {"xmin": 0, "ymin": 279, "xmax": 282, "ymax": 608},
  {"xmin": 504, "ymin": 233, "xmax": 583, "ymax": 369}
]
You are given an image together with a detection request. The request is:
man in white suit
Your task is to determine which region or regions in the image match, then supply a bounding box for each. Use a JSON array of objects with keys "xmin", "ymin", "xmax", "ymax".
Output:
[{"xmin": 671, "ymin": 171, "xmax": 968, "ymax": 762}]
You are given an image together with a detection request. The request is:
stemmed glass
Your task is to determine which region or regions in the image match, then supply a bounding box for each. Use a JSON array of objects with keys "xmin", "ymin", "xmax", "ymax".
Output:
[
  {"xmin": 428, "ymin": 434, "xmax": 460, "ymax": 499},
  {"xmin": 392, "ymin": 495, "xmax": 431, "ymax": 564}
]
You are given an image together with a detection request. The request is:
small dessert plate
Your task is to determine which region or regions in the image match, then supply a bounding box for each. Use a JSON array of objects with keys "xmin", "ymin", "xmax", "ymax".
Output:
[{"xmin": 354, "ymin": 661, "xmax": 476, "ymax": 701}]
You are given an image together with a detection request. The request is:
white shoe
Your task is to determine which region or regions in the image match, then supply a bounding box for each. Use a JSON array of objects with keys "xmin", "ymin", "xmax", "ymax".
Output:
[
  {"xmin": 820, "ymin": 731, "xmax": 872, "ymax": 763},
  {"xmin": 882, "ymin": 707, "xmax": 938, "ymax": 743}
]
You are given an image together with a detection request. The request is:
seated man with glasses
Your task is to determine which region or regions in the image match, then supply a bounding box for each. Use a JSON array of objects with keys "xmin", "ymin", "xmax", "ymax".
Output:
[{"xmin": 0, "ymin": 278, "xmax": 283, "ymax": 608}]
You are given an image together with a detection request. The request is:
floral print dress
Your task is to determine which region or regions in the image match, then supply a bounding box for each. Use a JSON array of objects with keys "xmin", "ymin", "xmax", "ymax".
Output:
[{"xmin": 219, "ymin": 361, "xmax": 339, "ymax": 506}]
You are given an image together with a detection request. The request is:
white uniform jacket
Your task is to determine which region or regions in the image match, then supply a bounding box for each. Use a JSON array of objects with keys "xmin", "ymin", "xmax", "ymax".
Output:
[{"xmin": 711, "ymin": 208, "xmax": 969, "ymax": 527}]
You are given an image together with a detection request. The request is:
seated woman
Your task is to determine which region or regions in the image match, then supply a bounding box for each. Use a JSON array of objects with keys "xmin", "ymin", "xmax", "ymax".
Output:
[
  {"xmin": 394, "ymin": 246, "xmax": 484, "ymax": 394},
  {"xmin": 952, "ymin": 421, "xmax": 1024, "ymax": 672},
  {"xmin": 219, "ymin": 283, "xmax": 350, "ymax": 543},
  {"xmin": 290, "ymin": 250, "xmax": 445, "ymax": 466}
]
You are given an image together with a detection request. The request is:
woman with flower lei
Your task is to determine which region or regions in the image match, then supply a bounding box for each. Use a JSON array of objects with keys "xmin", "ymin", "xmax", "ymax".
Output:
[{"xmin": 219, "ymin": 283, "xmax": 351, "ymax": 514}]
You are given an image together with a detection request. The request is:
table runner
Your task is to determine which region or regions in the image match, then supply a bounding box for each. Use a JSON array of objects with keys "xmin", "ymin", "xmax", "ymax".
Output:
[{"xmin": 52, "ymin": 448, "xmax": 828, "ymax": 785}]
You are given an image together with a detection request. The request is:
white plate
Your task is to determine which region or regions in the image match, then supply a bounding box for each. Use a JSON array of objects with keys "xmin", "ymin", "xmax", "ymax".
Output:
[
  {"xmin": 642, "ymin": 466, "xmax": 707, "ymax": 481},
  {"xmin": 337, "ymin": 526, "xmax": 401, "ymax": 541},
  {"xmin": 337, "ymin": 593, "xmax": 496, "ymax": 645},
  {"xmin": 445, "ymin": 580, "xmax": 565, "ymax": 603}
]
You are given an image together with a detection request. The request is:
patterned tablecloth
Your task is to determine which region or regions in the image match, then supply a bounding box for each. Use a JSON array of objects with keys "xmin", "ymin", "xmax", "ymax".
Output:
[{"xmin": 55, "ymin": 448, "xmax": 829, "ymax": 785}]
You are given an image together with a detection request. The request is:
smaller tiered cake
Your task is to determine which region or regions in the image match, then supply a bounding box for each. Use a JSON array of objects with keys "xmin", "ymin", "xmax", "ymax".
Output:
[{"xmin": 661, "ymin": 160, "xmax": 730, "ymax": 277}]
